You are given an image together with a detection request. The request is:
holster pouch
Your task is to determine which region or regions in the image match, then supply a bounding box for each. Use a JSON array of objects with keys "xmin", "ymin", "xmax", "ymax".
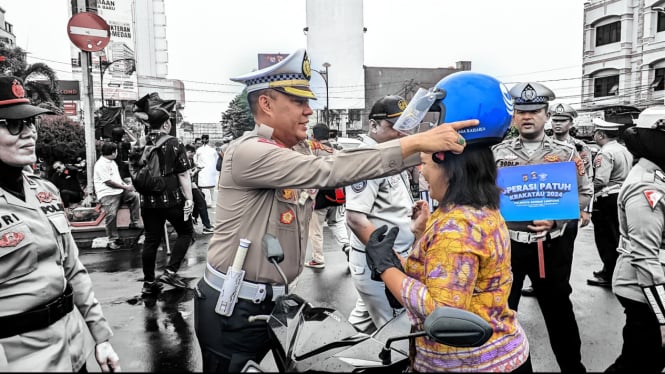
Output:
[{"xmin": 215, "ymin": 267, "xmax": 246, "ymax": 317}]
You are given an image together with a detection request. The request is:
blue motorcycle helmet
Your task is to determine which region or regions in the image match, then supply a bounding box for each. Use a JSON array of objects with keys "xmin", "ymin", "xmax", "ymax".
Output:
[{"xmin": 431, "ymin": 71, "xmax": 513, "ymax": 146}]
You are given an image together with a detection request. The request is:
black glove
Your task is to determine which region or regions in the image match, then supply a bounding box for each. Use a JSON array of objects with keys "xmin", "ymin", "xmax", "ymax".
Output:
[{"xmin": 365, "ymin": 225, "xmax": 404, "ymax": 281}]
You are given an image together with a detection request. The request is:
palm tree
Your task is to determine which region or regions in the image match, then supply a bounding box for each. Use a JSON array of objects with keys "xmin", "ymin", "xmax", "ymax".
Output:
[{"xmin": 0, "ymin": 42, "xmax": 62, "ymax": 114}]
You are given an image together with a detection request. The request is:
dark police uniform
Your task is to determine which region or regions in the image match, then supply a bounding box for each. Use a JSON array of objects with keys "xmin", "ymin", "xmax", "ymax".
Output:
[
  {"xmin": 194, "ymin": 49, "xmax": 420, "ymax": 372},
  {"xmin": 492, "ymin": 82, "xmax": 593, "ymax": 373}
]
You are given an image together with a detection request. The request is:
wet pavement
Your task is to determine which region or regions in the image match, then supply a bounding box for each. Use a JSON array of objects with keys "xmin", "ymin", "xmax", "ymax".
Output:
[{"xmin": 79, "ymin": 214, "xmax": 624, "ymax": 372}]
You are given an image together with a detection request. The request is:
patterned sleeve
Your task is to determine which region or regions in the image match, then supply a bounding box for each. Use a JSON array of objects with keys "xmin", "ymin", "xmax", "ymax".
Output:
[{"xmin": 399, "ymin": 213, "xmax": 483, "ymax": 325}]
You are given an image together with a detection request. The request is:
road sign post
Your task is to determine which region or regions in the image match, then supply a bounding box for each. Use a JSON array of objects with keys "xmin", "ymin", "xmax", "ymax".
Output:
[{"xmin": 67, "ymin": 7, "xmax": 111, "ymax": 201}]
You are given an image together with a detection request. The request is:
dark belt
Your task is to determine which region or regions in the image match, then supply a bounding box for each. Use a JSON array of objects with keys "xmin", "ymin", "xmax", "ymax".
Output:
[{"xmin": 0, "ymin": 283, "xmax": 74, "ymax": 339}]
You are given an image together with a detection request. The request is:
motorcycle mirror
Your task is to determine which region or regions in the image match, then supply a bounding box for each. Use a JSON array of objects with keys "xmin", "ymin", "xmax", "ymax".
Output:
[
  {"xmin": 424, "ymin": 306, "xmax": 493, "ymax": 347},
  {"xmin": 262, "ymin": 233, "xmax": 285, "ymax": 264}
]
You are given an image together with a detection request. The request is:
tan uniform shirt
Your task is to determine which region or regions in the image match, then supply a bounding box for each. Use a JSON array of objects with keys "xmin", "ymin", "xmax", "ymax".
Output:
[
  {"xmin": 492, "ymin": 136, "xmax": 593, "ymax": 231},
  {"xmin": 593, "ymin": 139, "xmax": 633, "ymax": 197},
  {"xmin": 613, "ymin": 158, "xmax": 665, "ymax": 302},
  {"xmin": 0, "ymin": 172, "xmax": 112, "ymax": 371},
  {"xmin": 207, "ymin": 124, "xmax": 419, "ymax": 284}
]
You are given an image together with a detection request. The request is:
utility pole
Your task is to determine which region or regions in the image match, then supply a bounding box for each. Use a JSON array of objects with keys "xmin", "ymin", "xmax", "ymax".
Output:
[{"xmin": 75, "ymin": 0, "xmax": 98, "ymax": 201}]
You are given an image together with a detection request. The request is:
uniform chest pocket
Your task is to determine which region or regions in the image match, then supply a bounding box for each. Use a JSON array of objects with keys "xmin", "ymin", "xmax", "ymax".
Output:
[{"xmin": 0, "ymin": 223, "xmax": 37, "ymax": 283}]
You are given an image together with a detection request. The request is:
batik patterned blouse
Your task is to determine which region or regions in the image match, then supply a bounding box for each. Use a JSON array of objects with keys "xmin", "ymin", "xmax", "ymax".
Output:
[{"xmin": 400, "ymin": 205, "xmax": 529, "ymax": 372}]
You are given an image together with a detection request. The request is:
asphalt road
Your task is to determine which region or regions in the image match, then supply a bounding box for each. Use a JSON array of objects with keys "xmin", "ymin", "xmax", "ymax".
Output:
[{"xmin": 80, "ymin": 214, "xmax": 623, "ymax": 372}]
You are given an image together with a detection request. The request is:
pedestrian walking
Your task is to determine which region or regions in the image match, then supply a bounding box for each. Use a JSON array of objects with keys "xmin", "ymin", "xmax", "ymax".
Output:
[
  {"xmin": 185, "ymin": 143, "xmax": 213, "ymax": 234},
  {"xmin": 0, "ymin": 75, "xmax": 120, "ymax": 372},
  {"xmin": 345, "ymin": 95, "xmax": 414, "ymax": 333},
  {"xmin": 304, "ymin": 122, "xmax": 351, "ymax": 269},
  {"xmin": 605, "ymin": 105, "xmax": 665, "ymax": 372},
  {"xmin": 193, "ymin": 48, "xmax": 477, "ymax": 373},
  {"xmin": 93, "ymin": 141, "xmax": 141, "ymax": 250},
  {"xmin": 587, "ymin": 119, "xmax": 633, "ymax": 288},
  {"xmin": 132, "ymin": 96, "xmax": 194, "ymax": 297},
  {"xmin": 195, "ymin": 134, "xmax": 219, "ymax": 208},
  {"xmin": 492, "ymin": 81, "xmax": 593, "ymax": 373},
  {"xmin": 365, "ymin": 71, "xmax": 531, "ymax": 372}
]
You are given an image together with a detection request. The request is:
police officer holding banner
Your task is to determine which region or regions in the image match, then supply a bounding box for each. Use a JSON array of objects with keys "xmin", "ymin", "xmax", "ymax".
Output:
[
  {"xmin": 0, "ymin": 76, "xmax": 120, "ymax": 371},
  {"xmin": 606, "ymin": 105, "xmax": 665, "ymax": 372},
  {"xmin": 586, "ymin": 118, "xmax": 633, "ymax": 288},
  {"xmin": 193, "ymin": 48, "xmax": 477, "ymax": 372},
  {"xmin": 492, "ymin": 82, "xmax": 593, "ymax": 373}
]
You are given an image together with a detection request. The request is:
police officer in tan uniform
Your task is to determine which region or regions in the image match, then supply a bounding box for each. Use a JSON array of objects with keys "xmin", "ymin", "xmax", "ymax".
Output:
[
  {"xmin": 492, "ymin": 82, "xmax": 593, "ymax": 373},
  {"xmin": 193, "ymin": 48, "xmax": 478, "ymax": 373},
  {"xmin": 0, "ymin": 76, "xmax": 120, "ymax": 372},
  {"xmin": 587, "ymin": 119, "xmax": 633, "ymax": 288},
  {"xmin": 606, "ymin": 106, "xmax": 665, "ymax": 372}
]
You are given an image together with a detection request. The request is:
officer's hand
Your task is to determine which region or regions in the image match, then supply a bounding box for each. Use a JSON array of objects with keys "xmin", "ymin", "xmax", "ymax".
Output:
[
  {"xmin": 579, "ymin": 211, "xmax": 591, "ymax": 228},
  {"xmin": 365, "ymin": 225, "xmax": 404, "ymax": 281},
  {"xmin": 95, "ymin": 341, "xmax": 121, "ymax": 372},
  {"xmin": 527, "ymin": 220, "xmax": 555, "ymax": 233},
  {"xmin": 410, "ymin": 200, "xmax": 430, "ymax": 237},
  {"xmin": 401, "ymin": 119, "xmax": 478, "ymax": 156}
]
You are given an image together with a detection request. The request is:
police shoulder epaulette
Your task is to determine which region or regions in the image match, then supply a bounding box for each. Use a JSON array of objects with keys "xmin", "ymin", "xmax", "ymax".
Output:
[{"xmin": 23, "ymin": 171, "xmax": 42, "ymax": 185}]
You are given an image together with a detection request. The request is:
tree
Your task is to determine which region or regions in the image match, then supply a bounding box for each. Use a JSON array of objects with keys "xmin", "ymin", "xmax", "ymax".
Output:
[
  {"xmin": 0, "ymin": 42, "xmax": 62, "ymax": 114},
  {"xmin": 221, "ymin": 90, "xmax": 254, "ymax": 140},
  {"xmin": 37, "ymin": 115, "xmax": 86, "ymax": 168}
]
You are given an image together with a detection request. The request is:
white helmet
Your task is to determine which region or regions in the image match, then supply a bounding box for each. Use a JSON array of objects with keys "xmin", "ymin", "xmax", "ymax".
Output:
[{"xmin": 634, "ymin": 105, "xmax": 665, "ymax": 129}]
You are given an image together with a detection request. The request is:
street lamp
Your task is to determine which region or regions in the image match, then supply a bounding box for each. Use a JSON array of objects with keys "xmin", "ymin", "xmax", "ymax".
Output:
[{"xmin": 99, "ymin": 57, "xmax": 135, "ymax": 107}]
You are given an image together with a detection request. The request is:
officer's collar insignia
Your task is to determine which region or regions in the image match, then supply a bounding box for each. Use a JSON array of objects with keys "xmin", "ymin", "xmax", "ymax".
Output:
[
  {"xmin": 0, "ymin": 232, "xmax": 25, "ymax": 247},
  {"xmin": 544, "ymin": 155, "xmax": 560, "ymax": 162},
  {"xmin": 302, "ymin": 52, "xmax": 311, "ymax": 80},
  {"xmin": 521, "ymin": 84, "xmax": 537, "ymax": 101},
  {"xmin": 282, "ymin": 189, "xmax": 295, "ymax": 201},
  {"xmin": 36, "ymin": 191, "xmax": 56, "ymax": 203},
  {"xmin": 643, "ymin": 189, "xmax": 664, "ymax": 209}
]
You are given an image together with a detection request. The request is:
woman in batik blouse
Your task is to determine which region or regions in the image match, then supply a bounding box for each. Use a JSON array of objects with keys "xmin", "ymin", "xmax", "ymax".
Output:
[{"xmin": 370, "ymin": 146, "xmax": 532, "ymax": 373}]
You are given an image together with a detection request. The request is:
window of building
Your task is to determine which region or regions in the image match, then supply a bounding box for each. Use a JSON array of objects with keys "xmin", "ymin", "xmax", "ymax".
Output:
[
  {"xmin": 596, "ymin": 21, "xmax": 621, "ymax": 46},
  {"xmin": 658, "ymin": 12, "xmax": 665, "ymax": 33},
  {"xmin": 594, "ymin": 75, "xmax": 620, "ymax": 97},
  {"xmin": 652, "ymin": 68, "xmax": 665, "ymax": 91}
]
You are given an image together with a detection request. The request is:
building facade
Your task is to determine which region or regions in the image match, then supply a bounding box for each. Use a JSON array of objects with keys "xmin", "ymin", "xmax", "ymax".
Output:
[
  {"xmin": 0, "ymin": 7, "xmax": 16, "ymax": 47},
  {"xmin": 582, "ymin": 0, "xmax": 665, "ymax": 110}
]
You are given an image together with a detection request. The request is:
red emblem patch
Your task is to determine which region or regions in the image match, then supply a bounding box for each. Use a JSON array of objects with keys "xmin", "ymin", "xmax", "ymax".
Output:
[
  {"xmin": 574, "ymin": 156, "xmax": 586, "ymax": 176},
  {"xmin": 594, "ymin": 155, "xmax": 602, "ymax": 169},
  {"xmin": 0, "ymin": 232, "xmax": 25, "ymax": 247},
  {"xmin": 36, "ymin": 191, "xmax": 56, "ymax": 203},
  {"xmin": 544, "ymin": 155, "xmax": 560, "ymax": 162},
  {"xmin": 11, "ymin": 79, "xmax": 25, "ymax": 99},
  {"xmin": 279, "ymin": 209, "xmax": 295, "ymax": 224},
  {"xmin": 643, "ymin": 190, "xmax": 664, "ymax": 209}
]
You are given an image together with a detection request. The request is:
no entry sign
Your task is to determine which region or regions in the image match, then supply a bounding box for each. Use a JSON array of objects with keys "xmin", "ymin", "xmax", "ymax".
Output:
[{"xmin": 67, "ymin": 12, "xmax": 110, "ymax": 52}]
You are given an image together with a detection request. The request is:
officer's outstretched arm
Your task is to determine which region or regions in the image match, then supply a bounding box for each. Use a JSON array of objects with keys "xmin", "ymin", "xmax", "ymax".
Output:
[{"xmin": 399, "ymin": 119, "xmax": 478, "ymax": 158}]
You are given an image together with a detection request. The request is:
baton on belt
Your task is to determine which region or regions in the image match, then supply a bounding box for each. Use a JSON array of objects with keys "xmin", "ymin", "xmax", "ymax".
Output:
[{"xmin": 215, "ymin": 238, "xmax": 251, "ymax": 316}]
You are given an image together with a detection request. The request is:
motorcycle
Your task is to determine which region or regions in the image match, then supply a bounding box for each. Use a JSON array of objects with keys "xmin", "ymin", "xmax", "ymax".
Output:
[{"xmin": 241, "ymin": 234, "xmax": 493, "ymax": 372}]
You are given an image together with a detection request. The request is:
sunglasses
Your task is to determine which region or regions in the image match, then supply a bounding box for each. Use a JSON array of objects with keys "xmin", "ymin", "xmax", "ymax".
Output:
[{"xmin": 0, "ymin": 117, "xmax": 41, "ymax": 136}]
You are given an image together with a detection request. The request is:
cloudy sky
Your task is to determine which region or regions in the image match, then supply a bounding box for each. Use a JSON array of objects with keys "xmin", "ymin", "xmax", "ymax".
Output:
[{"xmin": 3, "ymin": 0, "xmax": 584, "ymax": 122}]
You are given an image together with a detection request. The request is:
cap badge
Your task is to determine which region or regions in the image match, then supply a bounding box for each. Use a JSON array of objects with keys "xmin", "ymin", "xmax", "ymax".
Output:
[
  {"xmin": 555, "ymin": 105, "xmax": 564, "ymax": 114},
  {"xmin": 302, "ymin": 52, "xmax": 312, "ymax": 80},
  {"xmin": 520, "ymin": 84, "xmax": 536, "ymax": 102},
  {"xmin": 397, "ymin": 99, "xmax": 407, "ymax": 111},
  {"xmin": 11, "ymin": 79, "xmax": 25, "ymax": 99}
]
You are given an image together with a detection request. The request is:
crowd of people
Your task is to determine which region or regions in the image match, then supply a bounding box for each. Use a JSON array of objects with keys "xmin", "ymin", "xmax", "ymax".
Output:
[{"xmin": 2, "ymin": 45, "xmax": 665, "ymax": 373}]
